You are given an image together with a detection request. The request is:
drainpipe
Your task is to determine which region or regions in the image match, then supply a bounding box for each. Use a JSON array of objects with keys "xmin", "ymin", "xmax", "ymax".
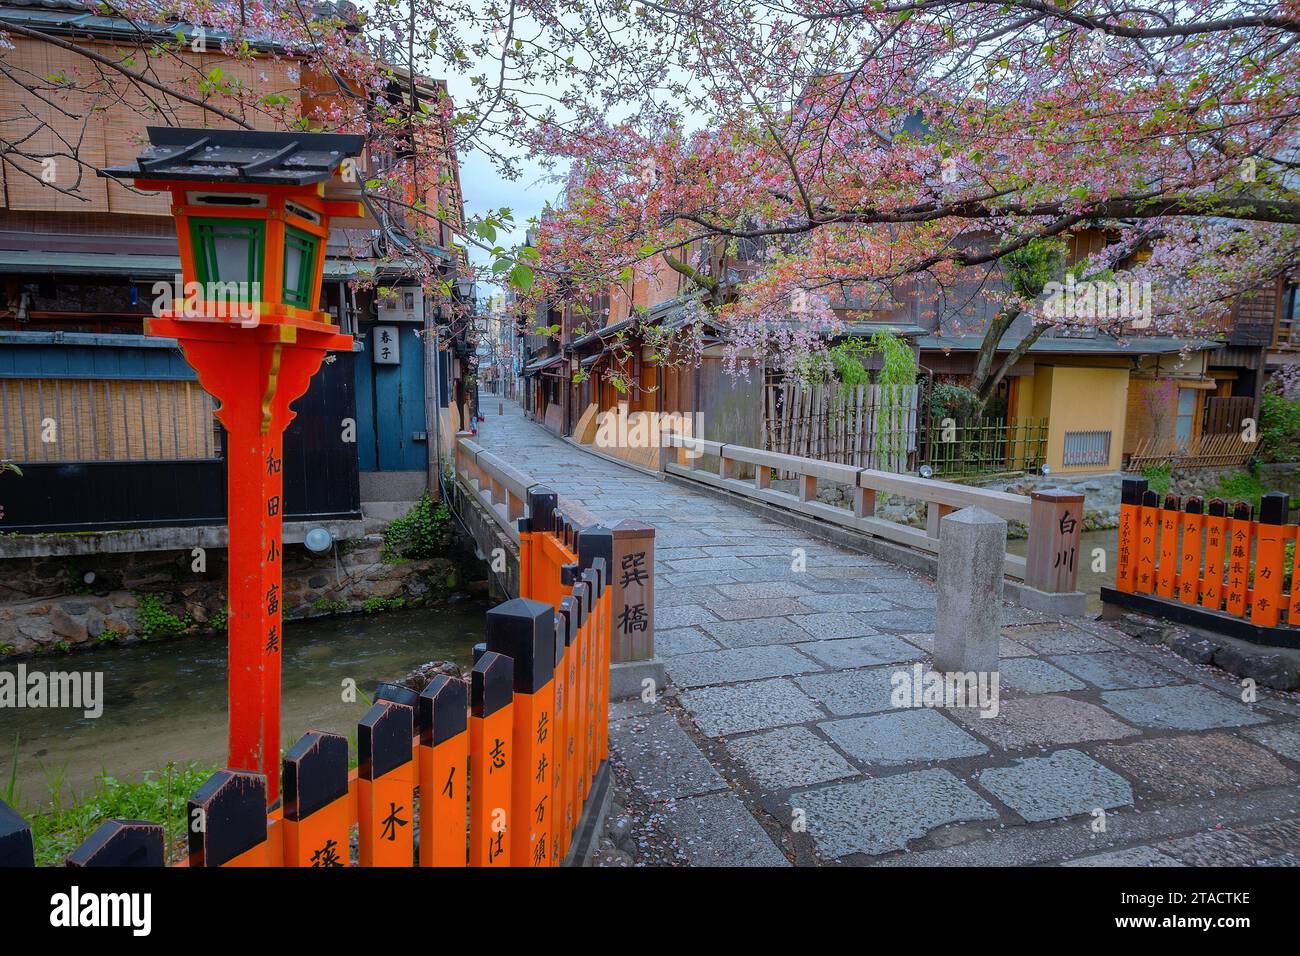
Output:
[{"xmin": 425, "ymin": 310, "xmax": 442, "ymax": 502}]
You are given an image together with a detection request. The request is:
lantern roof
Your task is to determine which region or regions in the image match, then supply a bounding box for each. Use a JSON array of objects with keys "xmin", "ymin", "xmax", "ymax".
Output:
[{"xmin": 100, "ymin": 127, "xmax": 365, "ymax": 187}]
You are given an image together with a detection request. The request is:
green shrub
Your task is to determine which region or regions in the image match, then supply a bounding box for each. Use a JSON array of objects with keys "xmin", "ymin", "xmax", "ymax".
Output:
[
  {"xmin": 134, "ymin": 594, "xmax": 189, "ymax": 638},
  {"xmin": 23, "ymin": 760, "xmax": 216, "ymax": 866},
  {"xmin": 1141, "ymin": 461, "xmax": 1172, "ymax": 497},
  {"xmin": 382, "ymin": 492, "xmax": 451, "ymax": 561},
  {"xmin": 1207, "ymin": 470, "xmax": 1267, "ymax": 513},
  {"xmin": 362, "ymin": 596, "xmax": 406, "ymax": 614},
  {"xmin": 1258, "ymin": 390, "xmax": 1300, "ymax": 463}
]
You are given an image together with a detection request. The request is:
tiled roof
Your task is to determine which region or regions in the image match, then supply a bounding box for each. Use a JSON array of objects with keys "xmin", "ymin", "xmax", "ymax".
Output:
[{"xmin": 99, "ymin": 127, "xmax": 364, "ymax": 187}]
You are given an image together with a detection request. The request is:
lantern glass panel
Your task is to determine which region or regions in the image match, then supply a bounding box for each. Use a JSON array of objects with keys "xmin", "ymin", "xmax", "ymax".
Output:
[
  {"xmin": 190, "ymin": 218, "xmax": 265, "ymax": 288},
  {"xmin": 282, "ymin": 226, "xmax": 319, "ymax": 308}
]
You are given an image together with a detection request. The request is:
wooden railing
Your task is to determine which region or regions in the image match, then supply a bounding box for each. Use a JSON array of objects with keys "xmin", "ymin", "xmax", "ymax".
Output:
[
  {"xmin": 1106, "ymin": 477, "xmax": 1299, "ymax": 640},
  {"xmin": 0, "ymin": 504, "xmax": 614, "ymax": 868},
  {"xmin": 659, "ymin": 432, "xmax": 1083, "ymax": 597},
  {"xmin": 454, "ymin": 433, "xmax": 659, "ymax": 667}
]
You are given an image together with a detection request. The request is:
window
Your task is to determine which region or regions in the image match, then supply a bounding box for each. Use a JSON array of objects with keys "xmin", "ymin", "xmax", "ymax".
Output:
[
  {"xmin": 1176, "ymin": 388, "xmax": 1197, "ymax": 443},
  {"xmin": 1062, "ymin": 430, "xmax": 1111, "ymax": 466},
  {"xmin": 190, "ymin": 217, "xmax": 265, "ymax": 286},
  {"xmin": 1279, "ymin": 283, "xmax": 1300, "ymax": 348},
  {"xmin": 282, "ymin": 225, "xmax": 319, "ymax": 308}
]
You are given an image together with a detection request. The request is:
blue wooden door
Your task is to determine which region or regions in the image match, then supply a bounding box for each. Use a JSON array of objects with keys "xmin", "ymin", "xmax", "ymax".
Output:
[{"xmin": 354, "ymin": 322, "xmax": 429, "ymax": 472}]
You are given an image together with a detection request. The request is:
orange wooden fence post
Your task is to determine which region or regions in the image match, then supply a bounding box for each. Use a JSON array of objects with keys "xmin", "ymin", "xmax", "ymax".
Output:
[
  {"xmin": 1177, "ymin": 497, "xmax": 1204, "ymax": 606},
  {"xmin": 282, "ymin": 731, "xmax": 350, "ymax": 867},
  {"xmin": 1201, "ymin": 498, "xmax": 1228, "ymax": 610},
  {"xmin": 525, "ymin": 487, "xmax": 558, "ymax": 602},
  {"xmin": 486, "ymin": 598, "xmax": 557, "ymax": 867},
  {"xmin": 470, "ymin": 650, "xmax": 514, "ymax": 866},
  {"xmin": 570, "ymin": 577, "xmax": 591, "ymax": 803},
  {"xmin": 0, "ymin": 799, "xmax": 33, "ymax": 867},
  {"xmin": 1226, "ymin": 501, "xmax": 1254, "ymax": 618},
  {"xmin": 418, "ymin": 675, "xmax": 469, "ymax": 867},
  {"xmin": 549, "ymin": 608, "xmax": 569, "ymax": 864},
  {"xmin": 556, "ymin": 595, "xmax": 579, "ymax": 858},
  {"xmin": 1116, "ymin": 477, "xmax": 1145, "ymax": 593},
  {"xmin": 358, "ymin": 700, "xmax": 415, "ymax": 867},
  {"xmin": 579, "ymin": 569, "xmax": 602, "ymax": 789},
  {"xmin": 1137, "ymin": 489, "xmax": 1159, "ymax": 594},
  {"xmin": 188, "ymin": 769, "xmax": 269, "ymax": 867},
  {"xmin": 1157, "ymin": 494, "xmax": 1180, "ymax": 598},
  {"xmin": 67, "ymin": 821, "xmax": 164, "ymax": 867},
  {"xmin": 1252, "ymin": 493, "xmax": 1288, "ymax": 627}
]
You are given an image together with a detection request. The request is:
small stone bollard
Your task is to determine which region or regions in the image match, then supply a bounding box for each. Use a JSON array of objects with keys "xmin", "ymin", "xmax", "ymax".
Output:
[{"xmin": 934, "ymin": 506, "xmax": 1006, "ymax": 674}]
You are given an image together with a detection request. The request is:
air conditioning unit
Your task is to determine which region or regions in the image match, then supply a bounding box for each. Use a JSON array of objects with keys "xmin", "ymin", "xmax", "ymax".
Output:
[{"xmin": 377, "ymin": 287, "xmax": 424, "ymax": 323}]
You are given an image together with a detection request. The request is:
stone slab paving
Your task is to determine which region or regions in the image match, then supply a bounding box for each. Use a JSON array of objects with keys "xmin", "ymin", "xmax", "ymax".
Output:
[{"xmin": 475, "ymin": 402, "xmax": 1300, "ymax": 866}]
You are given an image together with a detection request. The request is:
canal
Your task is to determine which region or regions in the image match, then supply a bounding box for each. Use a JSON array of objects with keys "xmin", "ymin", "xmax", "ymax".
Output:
[
  {"xmin": 1008, "ymin": 526, "xmax": 1119, "ymax": 615},
  {"xmin": 2, "ymin": 603, "xmax": 487, "ymax": 810}
]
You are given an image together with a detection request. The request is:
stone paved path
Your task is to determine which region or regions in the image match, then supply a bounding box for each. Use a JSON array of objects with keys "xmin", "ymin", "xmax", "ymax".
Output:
[{"xmin": 474, "ymin": 401, "xmax": 1300, "ymax": 866}]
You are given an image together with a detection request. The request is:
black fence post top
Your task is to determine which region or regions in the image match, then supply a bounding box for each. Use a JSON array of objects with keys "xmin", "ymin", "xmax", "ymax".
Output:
[
  {"xmin": 67, "ymin": 819, "xmax": 165, "ymax": 868},
  {"xmin": 187, "ymin": 769, "xmax": 267, "ymax": 868},
  {"xmin": 0, "ymin": 798, "xmax": 34, "ymax": 868},
  {"xmin": 558, "ymin": 596, "xmax": 577, "ymax": 647},
  {"xmin": 1121, "ymin": 476, "xmax": 1148, "ymax": 505},
  {"xmin": 1141, "ymin": 490, "xmax": 1160, "ymax": 508},
  {"xmin": 358, "ymin": 700, "xmax": 414, "ymax": 781},
  {"xmin": 527, "ymin": 487, "xmax": 557, "ymax": 531},
  {"xmin": 486, "ymin": 598, "xmax": 556, "ymax": 694},
  {"xmin": 1260, "ymin": 491, "xmax": 1289, "ymax": 525},
  {"xmin": 471, "ymin": 650, "xmax": 514, "ymax": 718},
  {"xmin": 283, "ymin": 731, "xmax": 349, "ymax": 823},
  {"xmin": 570, "ymin": 581, "xmax": 589, "ymax": 626},
  {"xmin": 419, "ymin": 675, "xmax": 468, "ymax": 747}
]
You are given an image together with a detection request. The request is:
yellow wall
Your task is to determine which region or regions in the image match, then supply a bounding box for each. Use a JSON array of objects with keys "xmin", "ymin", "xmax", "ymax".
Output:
[{"xmin": 1032, "ymin": 365, "xmax": 1130, "ymax": 474}]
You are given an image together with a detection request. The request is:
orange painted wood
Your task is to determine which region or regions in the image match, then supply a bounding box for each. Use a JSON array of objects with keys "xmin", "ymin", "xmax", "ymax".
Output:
[
  {"xmin": 1200, "ymin": 500, "xmax": 1228, "ymax": 610},
  {"xmin": 1225, "ymin": 506, "xmax": 1254, "ymax": 618},
  {"xmin": 510, "ymin": 688, "xmax": 555, "ymax": 866},
  {"xmin": 1136, "ymin": 494, "xmax": 1159, "ymax": 594},
  {"xmin": 358, "ymin": 701, "xmax": 415, "ymax": 867},
  {"xmin": 1176, "ymin": 500, "xmax": 1204, "ymax": 606},
  {"xmin": 1290, "ymin": 526, "xmax": 1300, "ymax": 626},
  {"xmin": 418, "ymin": 676, "xmax": 468, "ymax": 867},
  {"xmin": 572, "ymin": 581, "xmax": 591, "ymax": 804},
  {"xmin": 419, "ymin": 736, "xmax": 468, "ymax": 867},
  {"xmin": 559, "ymin": 596, "xmax": 580, "ymax": 858},
  {"xmin": 1251, "ymin": 495, "xmax": 1289, "ymax": 628},
  {"xmin": 551, "ymin": 606, "xmax": 571, "ymax": 864},
  {"xmin": 283, "ymin": 795, "xmax": 349, "ymax": 867},
  {"xmin": 357, "ymin": 772, "xmax": 413, "ymax": 867},
  {"xmin": 469, "ymin": 652, "xmax": 514, "ymax": 867},
  {"xmin": 1156, "ymin": 495, "xmax": 1179, "ymax": 598}
]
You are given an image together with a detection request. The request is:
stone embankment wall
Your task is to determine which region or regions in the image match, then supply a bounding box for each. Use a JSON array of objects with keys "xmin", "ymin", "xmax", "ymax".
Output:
[{"xmin": 0, "ymin": 526, "xmax": 485, "ymax": 660}]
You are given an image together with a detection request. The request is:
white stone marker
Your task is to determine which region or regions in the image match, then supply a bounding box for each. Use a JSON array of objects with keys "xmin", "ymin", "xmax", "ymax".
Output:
[{"xmin": 934, "ymin": 506, "xmax": 1006, "ymax": 674}]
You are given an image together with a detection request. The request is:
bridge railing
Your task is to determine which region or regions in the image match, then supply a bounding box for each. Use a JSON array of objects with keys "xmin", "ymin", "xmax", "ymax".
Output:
[
  {"xmin": 0, "ymin": 512, "xmax": 613, "ymax": 868},
  {"xmin": 660, "ymin": 431, "xmax": 1083, "ymax": 602},
  {"xmin": 454, "ymin": 433, "xmax": 659, "ymax": 668}
]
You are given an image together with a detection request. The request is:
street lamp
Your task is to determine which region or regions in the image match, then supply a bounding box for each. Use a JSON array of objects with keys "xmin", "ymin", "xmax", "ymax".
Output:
[{"xmin": 100, "ymin": 127, "xmax": 365, "ymax": 805}]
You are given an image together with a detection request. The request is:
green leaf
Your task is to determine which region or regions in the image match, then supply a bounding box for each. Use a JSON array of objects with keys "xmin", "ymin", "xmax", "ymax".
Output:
[{"xmin": 509, "ymin": 264, "xmax": 535, "ymax": 293}]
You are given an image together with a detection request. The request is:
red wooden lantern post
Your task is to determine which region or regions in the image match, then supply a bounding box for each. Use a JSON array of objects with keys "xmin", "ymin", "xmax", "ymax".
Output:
[{"xmin": 101, "ymin": 128, "xmax": 365, "ymax": 804}]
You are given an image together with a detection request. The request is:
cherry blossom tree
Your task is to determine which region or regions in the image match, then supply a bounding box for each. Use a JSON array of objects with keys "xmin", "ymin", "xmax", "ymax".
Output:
[{"xmin": 513, "ymin": 1, "xmax": 1300, "ymax": 402}]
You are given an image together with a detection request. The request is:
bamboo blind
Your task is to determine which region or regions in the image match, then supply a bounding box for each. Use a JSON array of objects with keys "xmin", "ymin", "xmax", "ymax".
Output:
[{"xmin": 0, "ymin": 378, "xmax": 219, "ymax": 462}]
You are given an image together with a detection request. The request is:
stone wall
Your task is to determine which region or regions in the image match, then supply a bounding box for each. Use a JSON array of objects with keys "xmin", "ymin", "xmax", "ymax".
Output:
[{"xmin": 0, "ymin": 525, "xmax": 487, "ymax": 660}]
